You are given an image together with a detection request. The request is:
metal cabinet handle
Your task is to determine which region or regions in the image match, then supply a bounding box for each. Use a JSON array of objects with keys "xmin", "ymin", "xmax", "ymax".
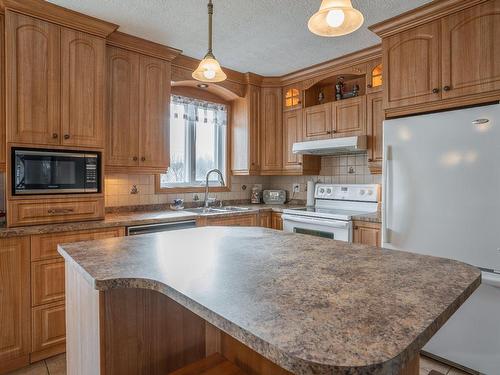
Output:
[
  {"xmin": 64, "ymin": 134, "xmax": 70, "ymax": 140},
  {"xmin": 367, "ymin": 84, "xmax": 373, "ymax": 88},
  {"xmin": 133, "ymin": 156, "xmax": 138, "ymax": 161},
  {"xmin": 52, "ymin": 133, "xmax": 58, "ymax": 139},
  {"xmin": 141, "ymin": 157, "xmax": 146, "ymax": 162},
  {"xmin": 443, "ymin": 86, "xmax": 451, "ymax": 92},
  {"xmin": 48, "ymin": 208, "xmax": 75, "ymax": 214},
  {"xmin": 332, "ymin": 129, "xmax": 337, "ymax": 134},
  {"xmin": 432, "ymin": 88, "xmax": 439, "ymax": 94}
]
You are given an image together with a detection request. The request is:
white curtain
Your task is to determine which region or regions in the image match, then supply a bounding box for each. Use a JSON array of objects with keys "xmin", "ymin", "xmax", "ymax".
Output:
[{"xmin": 171, "ymin": 95, "xmax": 227, "ymax": 127}]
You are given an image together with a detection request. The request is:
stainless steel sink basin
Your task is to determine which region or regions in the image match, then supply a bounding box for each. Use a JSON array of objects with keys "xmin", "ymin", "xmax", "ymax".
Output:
[{"xmin": 185, "ymin": 206, "xmax": 252, "ymax": 214}]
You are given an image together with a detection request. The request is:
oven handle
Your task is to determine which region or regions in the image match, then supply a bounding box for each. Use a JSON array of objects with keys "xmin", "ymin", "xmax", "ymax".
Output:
[{"xmin": 281, "ymin": 214, "xmax": 350, "ymax": 229}]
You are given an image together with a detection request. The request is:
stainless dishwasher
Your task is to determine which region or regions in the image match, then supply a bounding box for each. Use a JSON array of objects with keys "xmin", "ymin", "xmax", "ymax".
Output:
[{"xmin": 126, "ymin": 220, "xmax": 197, "ymax": 235}]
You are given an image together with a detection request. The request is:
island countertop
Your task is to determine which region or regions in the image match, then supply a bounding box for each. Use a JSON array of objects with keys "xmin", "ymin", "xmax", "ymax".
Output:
[{"xmin": 58, "ymin": 227, "xmax": 480, "ymax": 375}]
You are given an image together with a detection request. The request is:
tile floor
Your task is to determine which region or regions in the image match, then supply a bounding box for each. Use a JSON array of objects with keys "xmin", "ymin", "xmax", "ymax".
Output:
[{"xmin": 6, "ymin": 354, "xmax": 472, "ymax": 375}]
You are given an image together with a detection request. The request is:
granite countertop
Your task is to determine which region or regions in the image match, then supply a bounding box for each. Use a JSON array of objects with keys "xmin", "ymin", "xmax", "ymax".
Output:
[
  {"xmin": 58, "ymin": 227, "xmax": 480, "ymax": 375},
  {"xmin": 0, "ymin": 204, "xmax": 302, "ymax": 238},
  {"xmin": 352, "ymin": 210, "xmax": 382, "ymax": 223}
]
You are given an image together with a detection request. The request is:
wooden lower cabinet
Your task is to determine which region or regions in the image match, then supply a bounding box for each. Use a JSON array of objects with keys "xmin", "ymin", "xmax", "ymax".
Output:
[
  {"xmin": 352, "ymin": 221, "xmax": 381, "ymax": 247},
  {"xmin": 0, "ymin": 227, "xmax": 126, "ymax": 373},
  {"xmin": 199, "ymin": 213, "xmax": 258, "ymax": 227},
  {"xmin": 31, "ymin": 302, "xmax": 66, "ymax": 362},
  {"xmin": 271, "ymin": 213, "xmax": 283, "ymax": 231},
  {"xmin": 259, "ymin": 211, "xmax": 272, "ymax": 228},
  {"xmin": 0, "ymin": 237, "xmax": 31, "ymax": 374}
]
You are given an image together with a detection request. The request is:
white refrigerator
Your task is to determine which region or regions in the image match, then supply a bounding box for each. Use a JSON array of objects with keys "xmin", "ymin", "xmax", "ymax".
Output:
[{"xmin": 382, "ymin": 103, "xmax": 500, "ymax": 375}]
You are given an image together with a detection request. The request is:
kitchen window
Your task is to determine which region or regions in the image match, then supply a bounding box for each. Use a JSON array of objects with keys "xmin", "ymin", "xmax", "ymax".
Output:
[{"xmin": 158, "ymin": 94, "xmax": 228, "ymax": 191}]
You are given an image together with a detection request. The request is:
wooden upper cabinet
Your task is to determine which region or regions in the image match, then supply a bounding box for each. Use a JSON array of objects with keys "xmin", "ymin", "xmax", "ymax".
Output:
[
  {"xmin": 367, "ymin": 92, "xmax": 384, "ymax": 173},
  {"xmin": 0, "ymin": 14, "xmax": 5, "ymax": 170},
  {"xmin": 441, "ymin": 0, "xmax": 500, "ymax": 100},
  {"xmin": 138, "ymin": 55, "xmax": 170, "ymax": 169},
  {"xmin": 106, "ymin": 46, "xmax": 140, "ymax": 167},
  {"xmin": 383, "ymin": 20, "xmax": 441, "ymax": 109},
  {"xmin": 283, "ymin": 86, "xmax": 302, "ymax": 111},
  {"xmin": 282, "ymin": 109, "xmax": 302, "ymax": 170},
  {"xmin": 5, "ymin": 12, "xmax": 60, "ymax": 145},
  {"xmin": 332, "ymin": 96, "xmax": 366, "ymax": 137},
  {"xmin": 303, "ymin": 103, "xmax": 332, "ymax": 140},
  {"xmin": 260, "ymin": 87, "xmax": 282, "ymax": 174},
  {"xmin": 231, "ymin": 84, "xmax": 260, "ymax": 175},
  {"xmin": 0, "ymin": 237, "xmax": 30, "ymax": 372},
  {"xmin": 60, "ymin": 29, "xmax": 105, "ymax": 148}
]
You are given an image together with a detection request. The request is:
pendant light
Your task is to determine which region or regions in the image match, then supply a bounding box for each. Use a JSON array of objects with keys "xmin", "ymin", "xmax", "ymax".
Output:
[
  {"xmin": 308, "ymin": 0, "xmax": 364, "ymax": 37},
  {"xmin": 192, "ymin": 0, "xmax": 227, "ymax": 83}
]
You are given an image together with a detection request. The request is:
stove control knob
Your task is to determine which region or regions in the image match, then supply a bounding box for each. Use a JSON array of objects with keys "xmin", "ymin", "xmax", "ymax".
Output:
[
  {"xmin": 367, "ymin": 190, "xmax": 373, "ymax": 196},
  {"xmin": 319, "ymin": 188, "xmax": 325, "ymax": 194},
  {"xmin": 359, "ymin": 189, "xmax": 365, "ymax": 196},
  {"xmin": 326, "ymin": 188, "xmax": 332, "ymax": 194}
]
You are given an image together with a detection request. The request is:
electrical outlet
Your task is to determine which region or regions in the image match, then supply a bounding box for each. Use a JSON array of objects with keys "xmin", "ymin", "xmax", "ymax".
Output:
[{"xmin": 292, "ymin": 183, "xmax": 300, "ymax": 193}]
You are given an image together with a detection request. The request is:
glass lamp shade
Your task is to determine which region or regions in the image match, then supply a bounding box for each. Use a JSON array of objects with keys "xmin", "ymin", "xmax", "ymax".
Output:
[
  {"xmin": 308, "ymin": 0, "xmax": 364, "ymax": 37},
  {"xmin": 192, "ymin": 53, "xmax": 227, "ymax": 83}
]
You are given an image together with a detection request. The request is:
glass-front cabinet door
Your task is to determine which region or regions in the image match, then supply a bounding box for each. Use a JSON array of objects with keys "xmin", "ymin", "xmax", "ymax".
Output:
[
  {"xmin": 366, "ymin": 59, "xmax": 383, "ymax": 94},
  {"xmin": 283, "ymin": 86, "xmax": 302, "ymax": 111}
]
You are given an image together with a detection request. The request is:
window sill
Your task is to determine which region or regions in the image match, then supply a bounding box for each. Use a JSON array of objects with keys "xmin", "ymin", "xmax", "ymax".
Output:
[{"xmin": 155, "ymin": 177, "xmax": 231, "ymax": 194}]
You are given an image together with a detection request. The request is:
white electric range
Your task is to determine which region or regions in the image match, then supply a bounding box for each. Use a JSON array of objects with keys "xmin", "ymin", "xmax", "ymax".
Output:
[{"xmin": 282, "ymin": 184, "xmax": 380, "ymax": 242}]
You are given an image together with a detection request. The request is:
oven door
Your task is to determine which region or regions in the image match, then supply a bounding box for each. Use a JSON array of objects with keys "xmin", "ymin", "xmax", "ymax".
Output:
[
  {"xmin": 14, "ymin": 149, "xmax": 88, "ymax": 194},
  {"xmin": 282, "ymin": 214, "xmax": 352, "ymax": 242}
]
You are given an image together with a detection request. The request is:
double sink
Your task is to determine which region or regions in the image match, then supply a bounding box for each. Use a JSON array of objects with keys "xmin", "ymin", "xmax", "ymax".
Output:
[{"xmin": 185, "ymin": 206, "xmax": 253, "ymax": 215}]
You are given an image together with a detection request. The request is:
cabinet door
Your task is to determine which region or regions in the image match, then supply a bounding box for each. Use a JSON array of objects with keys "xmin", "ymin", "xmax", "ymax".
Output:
[
  {"xmin": 0, "ymin": 237, "xmax": 30, "ymax": 371},
  {"xmin": 206, "ymin": 214, "xmax": 257, "ymax": 227},
  {"xmin": 441, "ymin": 0, "xmax": 500, "ymax": 99},
  {"xmin": 283, "ymin": 109, "xmax": 303, "ymax": 171},
  {"xmin": 31, "ymin": 302, "xmax": 66, "ymax": 355},
  {"xmin": 259, "ymin": 212, "xmax": 272, "ymax": 228},
  {"xmin": 248, "ymin": 85, "xmax": 261, "ymax": 172},
  {"xmin": 138, "ymin": 55, "xmax": 170, "ymax": 170},
  {"xmin": 31, "ymin": 260, "xmax": 65, "ymax": 306},
  {"xmin": 332, "ymin": 96, "xmax": 366, "ymax": 137},
  {"xmin": 260, "ymin": 87, "xmax": 282, "ymax": 173},
  {"xmin": 303, "ymin": 103, "xmax": 332, "ymax": 140},
  {"xmin": 5, "ymin": 12, "xmax": 60, "ymax": 145},
  {"xmin": 367, "ymin": 92, "xmax": 384, "ymax": 166},
  {"xmin": 61, "ymin": 28, "xmax": 105, "ymax": 148},
  {"xmin": 353, "ymin": 222, "xmax": 381, "ymax": 247},
  {"xmin": 384, "ymin": 20, "xmax": 441, "ymax": 108},
  {"xmin": 271, "ymin": 213, "xmax": 283, "ymax": 230},
  {"xmin": 106, "ymin": 46, "xmax": 140, "ymax": 167},
  {"xmin": 1, "ymin": 14, "xmax": 5, "ymax": 169}
]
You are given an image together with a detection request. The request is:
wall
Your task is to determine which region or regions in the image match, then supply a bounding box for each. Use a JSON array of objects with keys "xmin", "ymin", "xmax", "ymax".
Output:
[
  {"xmin": 104, "ymin": 174, "xmax": 271, "ymax": 208},
  {"xmin": 104, "ymin": 152, "xmax": 381, "ymax": 208}
]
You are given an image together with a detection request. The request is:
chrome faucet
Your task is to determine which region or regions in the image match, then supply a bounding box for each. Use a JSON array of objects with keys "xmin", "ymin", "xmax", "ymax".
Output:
[{"xmin": 204, "ymin": 169, "xmax": 225, "ymax": 208}]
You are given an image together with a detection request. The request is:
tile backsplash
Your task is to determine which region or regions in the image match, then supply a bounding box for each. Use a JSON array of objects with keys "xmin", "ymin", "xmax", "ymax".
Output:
[{"xmin": 104, "ymin": 153, "xmax": 381, "ymax": 207}]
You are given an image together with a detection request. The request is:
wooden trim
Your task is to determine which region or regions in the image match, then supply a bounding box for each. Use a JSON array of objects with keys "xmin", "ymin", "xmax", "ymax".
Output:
[
  {"xmin": 369, "ymin": 0, "xmax": 489, "ymax": 38},
  {"xmin": 171, "ymin": 86, "xmax": 231, "ymax": 105},
  {"xmin": 154, "ymin": 177, "xmax": 232, "ymax": 195},
  {"xmin": 274, "ymin": 44, "xmax": 382, "ymax": 87},
  {"xmin": 386, "ymin": 92, "xmax": 500, "ymax": 118},
  {"xmin": 106, "ymin": 31, "xmax": 181, "ymax": 61},
  {"xmin": 0, "ymin": 0, "xmax": 118, "ymax": 37}
]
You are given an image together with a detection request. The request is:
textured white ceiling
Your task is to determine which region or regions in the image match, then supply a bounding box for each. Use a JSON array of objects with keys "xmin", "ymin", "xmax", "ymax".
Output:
[{"xmin": 47, "ymin": 0, "xmax": 432, "ymax": 76}]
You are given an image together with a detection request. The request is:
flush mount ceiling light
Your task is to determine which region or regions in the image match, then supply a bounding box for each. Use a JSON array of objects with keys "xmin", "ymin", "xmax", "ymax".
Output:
[
  {"xmin": 308, "ymin": 0, "xmax": 364, "ymax": 37},
  {"xmin": 192, "ymin": 0, "xmax": 227, "ymax": 83}
]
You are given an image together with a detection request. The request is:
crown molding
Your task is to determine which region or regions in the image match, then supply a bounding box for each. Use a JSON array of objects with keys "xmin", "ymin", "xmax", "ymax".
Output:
[
  {"xmin": 0, "ymin": 0, "xmax": 118, "ymax": 37},
  {"xmin": 369, "ymin": 0, "xmax": 488, "ymax": 38},
  {"xmin": 107, "ymin": 31, "xmax": 181, "ymax": 61}
]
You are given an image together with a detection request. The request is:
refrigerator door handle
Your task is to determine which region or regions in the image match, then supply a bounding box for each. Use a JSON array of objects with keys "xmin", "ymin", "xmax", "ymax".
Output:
[{"xmin": 383, "ymin": 145, "xmax": 391, "ymax": 243}]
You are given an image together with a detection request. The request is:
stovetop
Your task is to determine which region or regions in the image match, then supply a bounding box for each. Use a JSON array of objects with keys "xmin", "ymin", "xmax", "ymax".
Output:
[{"xmin": 282, "ymin": 184, "xmax": 380, "ymax": 221}]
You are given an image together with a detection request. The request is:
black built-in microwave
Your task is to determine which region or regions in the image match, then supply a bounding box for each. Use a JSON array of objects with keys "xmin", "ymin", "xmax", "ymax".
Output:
[{"xmin": 12, "ymin": 148, "xmax": 100, "ymax": 195}]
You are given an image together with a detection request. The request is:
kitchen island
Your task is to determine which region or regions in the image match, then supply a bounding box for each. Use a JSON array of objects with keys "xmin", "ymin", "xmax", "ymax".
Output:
[{"xmin": 58, "ymin": 227, "xmax": 480, "ymax": 375}]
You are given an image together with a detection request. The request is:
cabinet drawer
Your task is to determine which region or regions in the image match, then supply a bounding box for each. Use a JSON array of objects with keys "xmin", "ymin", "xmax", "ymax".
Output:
[
  {"xmin": 8, "ymin": 198, "xmax": 104, "ymax": 227},
  {"xmin": 31, "ymin": 260, "xmax": 65, "ymax": 306},
  {"xmin": 31, "ymin": 227, "xmax": 125, "ymax": 261},
  {"xmin": 206, "ymin": 214, "xmax": 257, "ymax": 227},
  {"xmin": 32, "ymin": 302, "xmax": 66, "ymax": 354}
]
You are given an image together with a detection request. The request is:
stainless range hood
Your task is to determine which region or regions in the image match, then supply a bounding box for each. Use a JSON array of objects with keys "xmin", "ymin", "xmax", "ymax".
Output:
[{"xmin": 292, "ymin": 136, "xmax": 367, "ymax": 155}]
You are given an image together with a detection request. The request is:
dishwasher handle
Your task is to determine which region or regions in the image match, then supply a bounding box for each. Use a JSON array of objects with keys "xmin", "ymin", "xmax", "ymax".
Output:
[{"xmin": 127, "ymin": 220, "xmax": 197, "ymax": 235}]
